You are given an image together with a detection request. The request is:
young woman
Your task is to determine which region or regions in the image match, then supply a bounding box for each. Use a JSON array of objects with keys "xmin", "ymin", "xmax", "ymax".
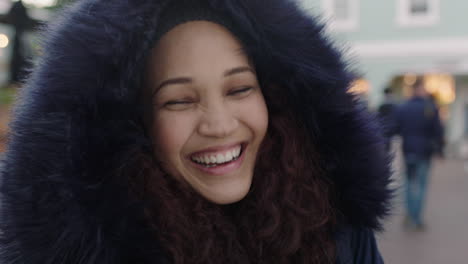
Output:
[{"xmin": 0, "ymin": 0, "xmax": 392, "ymax": 263}]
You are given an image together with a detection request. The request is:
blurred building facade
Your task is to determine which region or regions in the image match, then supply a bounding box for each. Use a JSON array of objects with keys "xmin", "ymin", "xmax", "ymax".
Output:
[{"xmin": 302, "ymin": 0, "xmax": 468, "ymax": 156}]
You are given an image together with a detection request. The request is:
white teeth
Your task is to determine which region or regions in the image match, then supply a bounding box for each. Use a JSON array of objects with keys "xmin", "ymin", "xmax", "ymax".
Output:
[
  {"xmin": 210, "ymin": 156, "xmax": 217, "ymax": 163},
  {"xmin": 216, "ymin": 154, "xmax": 225, "ymax": 163},
  {"xmin": 225, "ymin": 151, "xmax": 233, "ymax": 161},
  {"xmin": 191, "ymin": 145, "xmax": 242, "ymax": 165},
  {"xmin": 234, "ymin": 147, "xmax": 240, "ymax": 157}
]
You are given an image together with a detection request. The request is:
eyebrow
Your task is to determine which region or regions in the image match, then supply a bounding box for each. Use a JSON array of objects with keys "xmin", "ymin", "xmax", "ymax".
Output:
[
  {"xmin": 152, "ymin": 77, "xmax": 192, "ymax": 96},
  {"xmin": 223, "ymin": 66, "xmax": 255, "ymax": 77},
  {"xmin": 152, "ymin": 66, "xmax": 255, "ymax": 96}
]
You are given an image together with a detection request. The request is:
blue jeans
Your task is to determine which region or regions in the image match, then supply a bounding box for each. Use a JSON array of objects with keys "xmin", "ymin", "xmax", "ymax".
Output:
[{"xmin": 404, "ymin": 154, "xmax": 431, "ymax": 226}]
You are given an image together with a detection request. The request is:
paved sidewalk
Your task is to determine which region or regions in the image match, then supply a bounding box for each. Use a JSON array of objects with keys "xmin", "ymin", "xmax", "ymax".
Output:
[{"xmin": 378, "ymin": 154, "xmax": 468, "ymax": 264}]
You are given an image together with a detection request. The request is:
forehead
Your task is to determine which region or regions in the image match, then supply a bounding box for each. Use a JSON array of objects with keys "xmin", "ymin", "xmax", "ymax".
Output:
[
  {"xmin": 157, "ymin": 21, "xmax": 239, "ymax": 46},
  {"xmin": 148, "ymin": 21, "xmax": 249, "ymax": 72}
]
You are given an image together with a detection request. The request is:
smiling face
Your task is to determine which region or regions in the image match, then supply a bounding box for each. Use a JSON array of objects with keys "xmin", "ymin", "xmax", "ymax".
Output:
[{"xmin": 147, "ymin": 21, "xmax": 268, "ymax": 204}]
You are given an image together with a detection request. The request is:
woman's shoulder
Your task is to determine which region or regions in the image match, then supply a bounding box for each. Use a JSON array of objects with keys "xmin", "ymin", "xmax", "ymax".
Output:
[{"xmin": 334, "ymin": 225, "xmax": 384, "ymax": 264}]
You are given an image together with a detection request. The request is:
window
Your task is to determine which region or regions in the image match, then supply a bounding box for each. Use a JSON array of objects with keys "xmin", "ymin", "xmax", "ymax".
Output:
[
  {"xmin": 334, "ymin": 0, "xmax": 350, "ymax": 20},
  {"xmin": 410, "ymin": 0, "xmax": 429, "ymax": 14},
  {"xmin": 323, "ymin": 0, "xmax": 359, "ymax": 31},
  {"xmin": 397, "ymin": 0, "xmax": 439, "ymax": 27}
]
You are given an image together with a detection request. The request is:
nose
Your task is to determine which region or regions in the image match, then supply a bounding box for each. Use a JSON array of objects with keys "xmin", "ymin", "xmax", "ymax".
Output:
[{"xmin": 198, "ymin": 104, "xmax": 239, "ymax": 138}]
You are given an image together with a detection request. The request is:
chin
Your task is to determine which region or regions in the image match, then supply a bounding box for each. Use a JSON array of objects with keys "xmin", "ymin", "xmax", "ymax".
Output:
[{"xmin": 200, "ymin": 183, "xmax": 251, "ymax": 205}]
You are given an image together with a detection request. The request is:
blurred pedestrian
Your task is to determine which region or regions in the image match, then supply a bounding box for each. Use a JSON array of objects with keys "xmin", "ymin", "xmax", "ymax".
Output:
[
  {"xmin": 396, "ymin": 77, "xmax": 444, "ymax": 230},
  {"xmin": 378, "ymin": 86, "xmax": 398, "ymax": 153}
]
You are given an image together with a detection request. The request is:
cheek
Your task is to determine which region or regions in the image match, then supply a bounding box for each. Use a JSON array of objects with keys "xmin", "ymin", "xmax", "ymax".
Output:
[
  {"xmin": 152, "ymin": 113, "xmax": 193, "ymax": 163},
  {"xmin": 240, "ymin": 94, "xmax": 269, "ymax": 139}
]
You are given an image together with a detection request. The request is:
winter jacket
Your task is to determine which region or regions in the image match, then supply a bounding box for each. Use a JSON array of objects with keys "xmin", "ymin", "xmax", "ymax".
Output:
[
  {"xmin": 396, "ymin": 96, "xmax": 444, "ymax": 158},
  {"xmin": 0, "ymin": 0, "xmax": 392, "ymax": 263},
  {"xmin": 377, "ymin": 98, "xmax": 398, "ymax": 152}
]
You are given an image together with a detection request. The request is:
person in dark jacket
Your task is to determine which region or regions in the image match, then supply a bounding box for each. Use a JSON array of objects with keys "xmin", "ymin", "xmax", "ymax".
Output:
[
  {"xmin": 0, "ymin": 0, "xmax": 392, "ymax": 263},
  {"xmin": 377, "ymin": 87, "xmax": 398, "ymax": 153},
  {"xmin": 396, "ymin": 77, "xmax": 444, "ymax": 230}
]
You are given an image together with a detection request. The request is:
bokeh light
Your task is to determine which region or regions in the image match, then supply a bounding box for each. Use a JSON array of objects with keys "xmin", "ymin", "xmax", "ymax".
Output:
[{"xmin": 0, "ymin": 34, "xmax": 9, "ymax": 48}]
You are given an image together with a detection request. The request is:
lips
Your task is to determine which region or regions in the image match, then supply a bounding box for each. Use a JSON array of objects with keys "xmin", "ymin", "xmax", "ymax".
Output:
[
  {"xmin": 187, "ymin": 143, "xmax": 246, "ymax": 175},
  {"xmin": 191, "ymin": 145, "xmax": 242, "ymax": 166}
]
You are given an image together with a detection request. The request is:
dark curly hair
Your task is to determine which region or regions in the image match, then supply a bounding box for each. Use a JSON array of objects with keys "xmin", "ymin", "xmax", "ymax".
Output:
[{"xmin": 128, "ymin": 80, "xmax": 338, "ymax": 263}]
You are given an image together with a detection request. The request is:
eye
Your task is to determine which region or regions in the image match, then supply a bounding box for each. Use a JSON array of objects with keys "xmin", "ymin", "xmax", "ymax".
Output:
[
  {"xmin": 228, "ymin": 86, "xmax": 253, "ymax": 96},
  {"xmin": 162, "ymin": 99, "xmax": 195, "ymax": 110},
  {"xmin": 165, "ymin": 100, "xmax": 193, "ymax": 106}
]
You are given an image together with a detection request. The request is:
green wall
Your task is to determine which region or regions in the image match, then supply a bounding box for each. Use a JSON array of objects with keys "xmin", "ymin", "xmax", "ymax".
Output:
[
  {"xmin": 304, "ymin": 0, "xmax": 468, "ymax": 42},
  {"xmin": 301, "ymin": 0, "xmax": 468, "ymax": 107}
]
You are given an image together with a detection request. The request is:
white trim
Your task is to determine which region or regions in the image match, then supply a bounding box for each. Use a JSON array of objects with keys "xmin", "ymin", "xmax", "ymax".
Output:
[
  {"xmin": 392, "ymin": 62, "xmax": 468, "ymax": 76},
  {"xmin": 396, "ymin": 0, "xmax": 440, "ymax": 27},
  {"xmin": 323, "ymin": 0, "xmax": 359, "ymax": 32},
  {"xmin": 350, "ymin": 37, "xmax": 468, "ymax": 58}
]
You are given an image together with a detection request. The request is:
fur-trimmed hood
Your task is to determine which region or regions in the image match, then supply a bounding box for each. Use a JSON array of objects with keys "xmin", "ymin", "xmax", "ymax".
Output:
[{"xmin": 0, "ymin": 0, "xmax": 392, "ymax": 263}]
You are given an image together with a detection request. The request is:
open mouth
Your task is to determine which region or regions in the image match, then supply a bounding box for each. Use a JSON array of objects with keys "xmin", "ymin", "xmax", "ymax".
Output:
[{"xmin": 190, "ymin": 144, "xmax": 245, "ymax": 168}]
